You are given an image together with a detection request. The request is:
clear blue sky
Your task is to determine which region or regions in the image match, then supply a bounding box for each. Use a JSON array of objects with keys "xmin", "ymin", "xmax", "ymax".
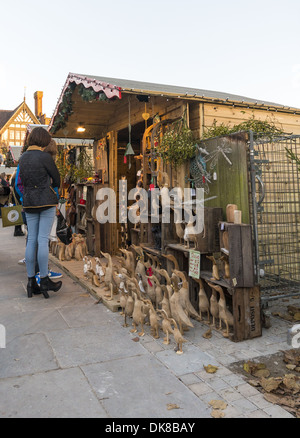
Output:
[{"xmin": 1, "ymin": 0, "xmax": 300, "ymax": 118}]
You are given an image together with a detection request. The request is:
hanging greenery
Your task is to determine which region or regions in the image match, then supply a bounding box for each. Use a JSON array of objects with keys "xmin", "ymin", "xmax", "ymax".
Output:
[
  {"xmin": 157, "ymin": 114, "xmax": 197, "ymax": 169},
  {"xmin": 78, "ymin": 84, "xmax": 109, "ymax": 103},
  {"xmin": 74, "ymin": 147, "xmax": 94, "ymax": 182},
  {"xmin": 202, "ymin": 115, "xmax": 285, "ymax": 140},
  {"xmin": 50, "ymin": 83, "xmax": 76, "ymax": 134}
]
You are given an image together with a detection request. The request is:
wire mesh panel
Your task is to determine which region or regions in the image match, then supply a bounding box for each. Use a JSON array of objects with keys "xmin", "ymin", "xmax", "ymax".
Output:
[{"xmin": 249, "ymin": 134, "xmax": 300, "ymax": 298}]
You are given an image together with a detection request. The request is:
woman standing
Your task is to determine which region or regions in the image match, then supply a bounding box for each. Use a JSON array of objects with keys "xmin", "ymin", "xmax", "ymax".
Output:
[{"xmin": 18, "ymin": 127, "xmax": 62, "ymax": 299}]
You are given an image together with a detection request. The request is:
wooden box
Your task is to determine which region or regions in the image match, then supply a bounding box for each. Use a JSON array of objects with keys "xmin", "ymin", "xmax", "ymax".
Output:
[
  {"xmin": 232, "ymin": 286, "xmax": 262, "ymax": 341},
  {"xmin": 219, "ymin": 222, "xmax": 254, "ymax": 288}
]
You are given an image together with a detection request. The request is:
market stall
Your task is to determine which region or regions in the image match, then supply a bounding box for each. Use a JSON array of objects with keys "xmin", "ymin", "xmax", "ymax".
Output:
[{"xmin": 47, "ymin": 73, "xmax": 300, "ymax": 343}]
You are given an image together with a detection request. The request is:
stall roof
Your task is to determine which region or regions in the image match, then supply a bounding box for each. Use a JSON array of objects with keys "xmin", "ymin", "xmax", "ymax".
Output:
[
  {"xmin": 9, "ymin": 146, "xmax": 22, "ymax": 162},
  {"xmin": 49, "ymin": 72, "xmax": 300, "ymax": 138}
]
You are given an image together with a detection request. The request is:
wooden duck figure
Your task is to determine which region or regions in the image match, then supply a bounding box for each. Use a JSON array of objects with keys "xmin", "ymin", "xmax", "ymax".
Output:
[
  {"xmin": 131, "ymin": 290, "xmax": 147, "ymax": 337},
  {"xmin": 184, "ymin": 222, "xmax": 198, "ymax": 250},
  {"xmin": 162, "ymin": 253, "xmax": 180, "ymax": 271},
  {"xmin": 100, "ymin": 251, "xmax": 115, "ymax": 300},
  {"xmin": 119, "ymin": 288, "xmax": 128, "ymax": 316},
  {"xmin": 160, "ymin": 285, "xmax": 172, "ymax": 318},
  {"xmin": 206, "ymin": 281, "xmax": 219, "ymax": 327},
  {"xmin": 220, "ymin": 254, "xmax": 230, "ymax": 279},
  {"xmin": 208, "ymin": 282, "xmax": 233, "ymax": 337},
  {"xmin": 194, "ymin": 278, "xmax": 210, "ymax": 323},
  {"xmin": 157, "ymin": 309, "xmax": 173, "ymax": 344},
  {"xmin": 172, "ymin": 270, "xmax": 200, "ymax": 321},
  {"xmin": 131, "ymin": 245, "xmax": 148, "ymax": 291},
  {"xmin": 206, "ymin": 255, "xmax": 220, "ymax": 281},
  {"xmin": 175, "ymin": 222, "xmax": 185, "ymax": 245},
  {"xmin": 144, "ymin": 274, "xmax": 156, "ymax": 305},
  {"xmin": 169, "ymin": 317, "xmax": 187, "ymax": 354},
  {"xmin": 95, "ymin": 257, "xmax": 105, "ymax": 283},
  {"xmin": 144, "ymin": 299, "xmax": 160, "ymax": 339},
  {"xmin": 119, "ymin": 248, "xmax": 135, "ymax": 276},
  {"xmin": 147, "ymin": 274, "xmax": 163, "ymax": 310},
  {"xmin": 83, "ymin": 256, "xmax": 89, "ymax": 278},
  {"xmin": 123, "ymin": 285, "xmax": 134, "ymax": 327},
  {"xmin": 169, "ymin": 275, "xmax": 194, "ymax": 334}
]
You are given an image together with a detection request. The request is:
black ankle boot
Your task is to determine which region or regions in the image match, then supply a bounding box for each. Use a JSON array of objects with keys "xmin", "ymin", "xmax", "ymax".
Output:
[
  {"xmin": 27, "ymin": 277, "xmax": 41, "ymax": 298},
  {"xmin": 39, "ymin": 277, "xmax": 50, "ymax": 299},
  {"xmin": 40, "ymin": 276, "xmax": 62, "ymax": 297}
]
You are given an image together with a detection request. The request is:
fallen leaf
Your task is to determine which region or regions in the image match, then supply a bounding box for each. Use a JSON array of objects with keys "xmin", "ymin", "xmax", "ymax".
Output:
[
  {"xmin": 260, "ymin": 377, "xmax": 282, "ymax": 393},
  {"xmin": 167, "ymin": 403, "xmax": 180, "ymax": 410},
  {"xmin": 293, "ymin": 312, "xmax": 300, "ymax": 321},
  {"xmin": 209, "ymin": 400, "xmax": 227, "ymax": 410},
  {"xmin": 211, "ymin": 409, "xmax": 225, "ymax": 418},
  {"xmin": 253, "ymin": 368, "xmax": 270, "ymax": 378},
  {"xmin": 283, "ymin": 374, "xmax": 300, "ymax": 392},
  {"xmin": 286, "ymin": 364, "xmax": 297, "ymax": 371},
  {"xmin": 132, "ymin": 337, "xmax": 139, "ymax": 342},
  {"xmin": 204, "ymin": 364, "xmax": 218, "ymax": 374}
]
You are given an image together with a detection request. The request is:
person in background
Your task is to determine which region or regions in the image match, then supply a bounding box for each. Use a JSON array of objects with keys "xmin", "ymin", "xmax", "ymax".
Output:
[
  {"xmin": 0, "ymin": 172, "xmax": 10, "ymax": 217},
  {"xmin": 10, "ymin": 170, "xmax": 25, "ymax": 236},
  {"xmin": 18, "ymin": 127, "xmax": 62, "ymax": 299}
]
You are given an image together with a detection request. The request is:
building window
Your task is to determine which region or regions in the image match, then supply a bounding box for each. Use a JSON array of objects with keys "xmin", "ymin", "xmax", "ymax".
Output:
[
  {"xmin": 16, "ymin": 131, "xmax": 20, "ymax": 140},
  {"xmin": 10, "ymin": 131, "xmax": 14, "ymax": 140}
]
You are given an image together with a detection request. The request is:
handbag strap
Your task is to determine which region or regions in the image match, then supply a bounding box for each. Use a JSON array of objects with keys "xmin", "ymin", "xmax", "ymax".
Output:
[{"xmin": 12, "ymin": 187, "xmax": 20, "ymax": 206}]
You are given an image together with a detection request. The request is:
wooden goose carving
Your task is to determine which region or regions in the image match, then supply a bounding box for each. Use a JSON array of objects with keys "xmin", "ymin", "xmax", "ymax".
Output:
[
  {"xmin": 169, "ymin": 317, "xmax": 187, "ymax": 354},
  {"xmin": 162, "ymin": 253, "xmax": 180, "ymax": 271},
  {"xmin": 207, "ymin": 282, "xmax": 233, "ymax": 337},
  {"xmin": 172, "ymin": 269, "xmax": 200, "ymax": 321},
  {"xmin": 143, "ymin": 299, "xmax": 160, "ymax": 339},
  {"xmin": 206, "ymin": 281, "xmax": 219, "ymax": 327},
  {"xmin": 206, "ymin": 255, "xmax": 220, "ymax": 281},
  {"xmin": 131, "ymin": 290, "xmax": 147, "ymax": 337},
  {"xmin": 169, "ymin": 275, "xmax": 194, "ymax": 334},
  {"xmin": 123, "ymin": 284, "xmax": 134, "ymax": 327},
  {"xmin": 194, "ymin": 278, "xmax": 210, "ymax": 323},
  {"xmin": 157, "ymin": 309, "xmax": 173, "ymax": 345},
  {"xmin": 160, "ymin": 285, "xmax": 172, "ymax": 318},
  {"xmin": 100, "ymin": 251, "xmax": 115, "ymax": 300}
]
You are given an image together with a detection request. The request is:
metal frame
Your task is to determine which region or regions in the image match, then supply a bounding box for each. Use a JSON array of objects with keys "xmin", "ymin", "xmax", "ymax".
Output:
[{"xmin": 249, "ymin": 131, "xmax": 300, "ymax": 303}]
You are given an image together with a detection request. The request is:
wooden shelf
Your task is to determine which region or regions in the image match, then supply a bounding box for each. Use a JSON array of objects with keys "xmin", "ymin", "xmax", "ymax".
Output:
[{"xmin": 200, "ymin": 270, "xmax": 234, "ymax": 295}]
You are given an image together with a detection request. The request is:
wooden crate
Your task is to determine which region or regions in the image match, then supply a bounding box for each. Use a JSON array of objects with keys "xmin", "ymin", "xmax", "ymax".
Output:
[
  {"xmin": 232, "ymin": 286, "xmax": 262, "ymax": 342},
  {"xmin": 219, "ymin": 222, "xmax": 254, "ymax": 288}
]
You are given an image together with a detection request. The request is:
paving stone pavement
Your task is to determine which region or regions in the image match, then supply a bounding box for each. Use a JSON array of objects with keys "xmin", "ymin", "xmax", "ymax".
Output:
[{"xmin": 0, "ymin": 222, "xmax": 297, "ymax": 418}]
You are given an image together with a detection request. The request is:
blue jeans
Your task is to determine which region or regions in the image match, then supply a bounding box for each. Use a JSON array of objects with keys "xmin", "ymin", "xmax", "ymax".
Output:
[{"xmin": 25, "ymin": 207, "xmax": 56, "ymax": 278}]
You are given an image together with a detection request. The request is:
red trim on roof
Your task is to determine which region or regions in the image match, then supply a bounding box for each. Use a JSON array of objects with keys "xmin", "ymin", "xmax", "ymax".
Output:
[{"xmin": 48, "ymin": 73, "xmax": 122, "ymax": 131}]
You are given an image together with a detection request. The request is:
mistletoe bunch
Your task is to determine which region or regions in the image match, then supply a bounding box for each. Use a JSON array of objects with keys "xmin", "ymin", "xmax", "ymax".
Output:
[{"xmin": 158, "ymin": 117, "xmax": 196, "ymax": 169}]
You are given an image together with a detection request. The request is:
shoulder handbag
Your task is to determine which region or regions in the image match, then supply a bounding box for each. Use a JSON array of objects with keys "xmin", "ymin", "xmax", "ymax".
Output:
[{"xmin": 1, "ymin": 188, "xmax": 24, "ymax": 227}]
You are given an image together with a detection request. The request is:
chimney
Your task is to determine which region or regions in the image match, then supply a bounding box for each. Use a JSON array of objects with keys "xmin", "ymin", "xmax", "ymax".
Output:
[{"xmin": 34, "ymin": 91, "xmax": 43, "ymax": 118}]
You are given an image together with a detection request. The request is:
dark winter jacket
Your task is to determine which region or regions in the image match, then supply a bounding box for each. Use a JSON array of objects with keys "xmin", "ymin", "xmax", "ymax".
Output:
[{"xmin": 18, "ymin": 145, "xmax": 60, "ymax": 212}]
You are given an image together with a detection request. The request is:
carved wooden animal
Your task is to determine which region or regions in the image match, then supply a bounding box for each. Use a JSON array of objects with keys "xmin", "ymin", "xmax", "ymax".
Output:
[
  {"xmin": 172, "ymin": 270, "xmax": 200, "ymax": 321},
  {"xmin": 119, "ymin": 289, "xmax": 128, "ymax": 316},
  {"xmin": 206, "ymin": 255, "xmax": 220, "ymax": 281},
  {"xmin": 169, "ymin": 317, "xmax": 187, "ymax": 354},
  {"xmin": 184, "ymin": 222, "xmax": 198, "ymax": 250},
  {"xmin": 208, "ymin": 282, "xmax": 233, "ymax": 337},
  {"xmin": 101, "ymin": 251, "xmax": 115, "ymax": 300},
  {"xmin": 94, "ymin": 257, "xmax": 105, "ymax": 282},
  {"xmin": 131, "ymin": 291, "xmax": 147, "ymax": 336},
  {"xmin": 65, "ymin": 235, "xmax": 76, "ymax": 260},
  {"xmin": 74, "ymin": 234, "xmax": 87, "ymax": 261},
  {"xmin": 162, "ymin": 253, "xmax": 179, "ymax": 270},
  {"xmin": 160, "ymin": 285, "xmax": 172, "ymax": 318},
  {"xmin": 207, "ymin": 284, "xmax": 219, "ymax": 327},
  {"xmin": 175, "ymin": 222, "xmax": 185, "ymax": 245},
  {"xmin": 220, "ymin": 255, "xmax": 230, "ymax": 279},
  {"xmin": 119, "ymin": 248, "xmax": 135, "ymax": 276},
  {"xmin": 56, "ymin": 241, "xmax": 66, "ymax": 261},
  {"xmin": 194, "ymin": 278, "xmax": 210, "ymax": 323},
  {"xmin": 169, "ymin": 275, "xmax": 194, "ymax": 334},
  {"xmin": 123, "ymin": 285, "xmax": 134, "ymax": 327},
  {"xmin": 144, "ymin": 299, "xmax": 160, "ymax": 339},
  {"xmin": 147, "ymin": 274, "xmax": 163, "ymax": 310},
  {"xmin": 131, "ymin": 245, "xmax": 148, "ymax": 291},
  {"xmin": 157, "ymin": 309, "xmax": 173, "ymax": 344}
]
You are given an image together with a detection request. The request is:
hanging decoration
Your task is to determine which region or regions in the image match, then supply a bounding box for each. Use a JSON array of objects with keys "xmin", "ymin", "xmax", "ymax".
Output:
[
  {"xmin": 188, "ymin": 140, "xmax": 232, "ymax": 193},
  {"xmin": 124, "ymin": 97, "xmax": 135, "ymax": 169}
]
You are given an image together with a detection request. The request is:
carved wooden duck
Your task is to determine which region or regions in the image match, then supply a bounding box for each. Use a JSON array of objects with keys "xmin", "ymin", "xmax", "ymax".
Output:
[
  {"xmin": 206, "ymin": 281, "xmax": 219, "ymax": 327},
  {"xmin": 169, "ymin": 317, "xmax": 187, "ymax": 354},
  {"xmin": 157, "ymin": 309, "xmax": 173, "ymax": 345},
  {"xmin": 194, "ymin": 278, "xmax": 210, "ymax": 323},
  {"xmin": 172, "ymin": 269, "xmax": 200, "ymax": 321},
  {"xmin": 169, "ymin": 275, "xmax": 194, "ymax": 334},
  {"xmin": 208, "ymin": 282, "xmax": 233, "ymax": 337}
]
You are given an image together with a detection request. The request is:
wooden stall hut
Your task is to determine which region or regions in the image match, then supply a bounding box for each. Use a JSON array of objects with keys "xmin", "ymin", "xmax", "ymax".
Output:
[{"xmin": 48, "ymin": 73, "xmax": 300, "ymax": 340}]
